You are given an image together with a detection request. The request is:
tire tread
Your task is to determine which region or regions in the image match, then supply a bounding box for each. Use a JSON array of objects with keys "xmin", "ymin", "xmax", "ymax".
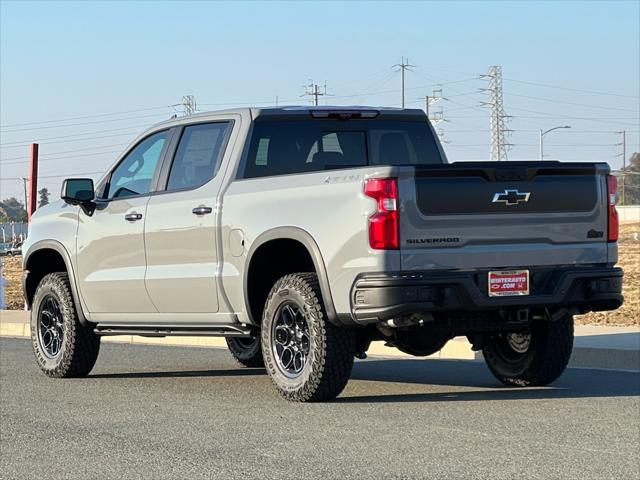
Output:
[
  {"xmin": 483, "ymin": 315, "xmax": 574, "ymax": 387},
  {"xmin": 31, "ymin": 272, "xmax": 100, "ymax": 378},
  {"xmin": 262, "ymin": 273, "xmax": 355, "ymax": 402}
]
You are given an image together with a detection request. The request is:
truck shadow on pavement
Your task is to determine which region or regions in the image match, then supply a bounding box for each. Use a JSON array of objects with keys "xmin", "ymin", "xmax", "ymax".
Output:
[
  {"xmin": 340, "ymin": 359, "xmax": 640, "ymax": 403},
  {"xmin": 86, "ymin": 356, "xmax": 640, "ymax": 404},
  {"xmin": 90, "ymin": 368, "xmax": 266, "ymax": 379}
]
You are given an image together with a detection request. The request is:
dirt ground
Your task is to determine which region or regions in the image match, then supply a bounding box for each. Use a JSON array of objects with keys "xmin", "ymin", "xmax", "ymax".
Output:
[
  {"xmin": 2, "ymin": 224, "xmax": 638, "ymax": 325},
  {"xmin": 575, "ymin": 222, "xmax": 639, "ymax": 326},
  {"xmin": 1, "ymin": 255, "xmax": 24, "ymax": 310}
]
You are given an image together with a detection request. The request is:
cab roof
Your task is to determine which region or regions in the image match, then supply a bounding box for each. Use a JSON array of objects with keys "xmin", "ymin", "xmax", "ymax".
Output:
[{"xmin": 149, "ymin": 105, "xmax": 427, "ymax": 130}]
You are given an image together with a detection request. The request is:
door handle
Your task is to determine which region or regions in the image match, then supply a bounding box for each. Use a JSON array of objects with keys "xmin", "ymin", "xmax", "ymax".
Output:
[
  {"xmin": 192, "ymin": 206, "xmax": 213, "ymax": 216},
  {"xmin": 124, "ymin": 212, "xmax": 143, "ymax": 221}
]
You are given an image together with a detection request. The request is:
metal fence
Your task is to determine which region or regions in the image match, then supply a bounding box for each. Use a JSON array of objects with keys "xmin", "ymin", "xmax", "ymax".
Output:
[
  {"xmin": 0, "ymin": 223, "xmax": 27, "ymax": 243},
  {"xmin": 618, "ymin": 205, "xmax": 640, "ymax": 223}
]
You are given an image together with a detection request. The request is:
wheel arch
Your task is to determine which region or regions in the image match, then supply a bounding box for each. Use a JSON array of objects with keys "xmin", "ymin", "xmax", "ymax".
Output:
[
  {"xmin": 243, "ymin": 227, "xmax": 342, "ymax": 327},
  {"xmin": 23, "ymin": 240, "xmax": 89, "ymax": 325}
]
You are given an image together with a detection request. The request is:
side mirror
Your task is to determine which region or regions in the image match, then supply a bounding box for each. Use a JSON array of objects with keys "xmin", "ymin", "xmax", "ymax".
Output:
[{"xmin": 61, "ymin": 178, "xmax": 96, "ymax": 215}]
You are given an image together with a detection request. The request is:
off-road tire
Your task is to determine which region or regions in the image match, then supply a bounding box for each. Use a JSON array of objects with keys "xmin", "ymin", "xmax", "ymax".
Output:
[
  {"xmin": 226, "ymin": 337, "xmax": 264, "ymax": 368},
  {"xmin": 261, "ymin": 273, "xmax": 355, "ymax": 402},
  {"xmin": 30, "ymin": 272, "xmax": 101, "ymax": 378},
  {"xmin": 482, "ymin": 315, "xmax": 574, "ymax": 387}
]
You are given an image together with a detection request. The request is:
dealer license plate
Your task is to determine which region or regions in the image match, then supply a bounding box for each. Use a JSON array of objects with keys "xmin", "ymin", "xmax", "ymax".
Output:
[{"xmin": 488, "ymin": 270, "xmax": 530, "ymax": 297}]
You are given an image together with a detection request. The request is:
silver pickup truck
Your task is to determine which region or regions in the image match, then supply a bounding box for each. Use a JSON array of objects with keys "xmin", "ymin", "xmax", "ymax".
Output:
[{"xmin": 22, "ymin": 106, "xmax": 623, "ymax": 402}]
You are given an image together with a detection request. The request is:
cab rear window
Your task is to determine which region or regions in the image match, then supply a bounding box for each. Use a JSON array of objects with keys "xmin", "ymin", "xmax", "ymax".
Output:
[{"xmin": 242, "ymin": 120, "xmax": 443, "ymax": 179}]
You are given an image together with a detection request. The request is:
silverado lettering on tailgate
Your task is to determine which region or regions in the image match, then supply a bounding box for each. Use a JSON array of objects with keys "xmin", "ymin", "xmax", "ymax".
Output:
[{"xmin": 406, "ymin": 237, "xmax": 460, "ymax": 245}]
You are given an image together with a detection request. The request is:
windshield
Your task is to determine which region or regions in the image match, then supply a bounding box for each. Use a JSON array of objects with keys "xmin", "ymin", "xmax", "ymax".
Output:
[{"xmin": 243, "ymin": 119, "xmax": 444, "ymax": 178}]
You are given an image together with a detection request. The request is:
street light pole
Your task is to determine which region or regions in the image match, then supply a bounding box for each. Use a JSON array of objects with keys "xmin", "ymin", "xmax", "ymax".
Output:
[{"xmin": 539, "ymin": 125, "xmax": 571, "ymax": 160}]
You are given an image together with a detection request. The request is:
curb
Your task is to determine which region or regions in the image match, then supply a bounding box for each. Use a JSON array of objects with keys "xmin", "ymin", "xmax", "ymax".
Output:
[{"xmin": 1, "ymin": 321, "xmax": 637, "ymax": 371}]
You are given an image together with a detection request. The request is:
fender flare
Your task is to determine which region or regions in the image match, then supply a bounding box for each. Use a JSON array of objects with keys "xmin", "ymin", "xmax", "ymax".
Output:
[
  {"xmin": 243, "ymin": 227, "xmax": 345, "ymax": 327},
  {"xmin": 23, "ymin": 239, "xmax": 90, "ymax": 326}
]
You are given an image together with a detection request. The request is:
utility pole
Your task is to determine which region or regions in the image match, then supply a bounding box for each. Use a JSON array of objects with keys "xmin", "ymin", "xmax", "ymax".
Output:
[
  {"xmin": 28, "ymin": 143, "xmax": 38, "ymax": 221},
  {"xmin": 181, "ymin": 95, "xmax": 196, "ymax": 116},
  {"xmin": 428, "ymin": 107, "xmax": 445, "ymax": 125},
  {"xmin": 617, "ymin": 130, "xmax": 626, "ymax": 205},
  {"xmin": 422, "ymin": 86, "xmax": 446, "ymax": 128},
  {"xmin": 480, "ymin": 66, "xmax": 512, "ymax": 161},
  {"xmin": 436, "ymin": 128, "xmax": 449, "ymax": 144},
  {"xmin": 302, "ymin": 81, "xmax": 330, "ymax": 106},
  {"xmin": 392, "ymin": 57, "xmax": 415, "ymax": 108},
  {"xmin": 422, "ymin": 86, "xmax": 444, "ymax": 118}
]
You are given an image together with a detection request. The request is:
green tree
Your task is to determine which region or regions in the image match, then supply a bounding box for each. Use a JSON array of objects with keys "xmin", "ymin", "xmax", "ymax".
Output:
[
  {"xmin": 0, "ymin": 205, "xmax": 9, "ymax": 223},
  {"xmin": 619, "ymin": 152, "xmax": 639, "ymax": 205},
  {"xmin": 38, "ymin": 187, "xmax": 50, "ymax": 208},
  {"xmin": 0, "ymin": 198, "xmax": 27, "ymax": 222}
]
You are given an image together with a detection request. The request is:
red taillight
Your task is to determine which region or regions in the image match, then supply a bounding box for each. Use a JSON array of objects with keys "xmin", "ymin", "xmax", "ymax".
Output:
[
  {"xmin": 364, "ymin": 178, "xmax": 399, "ymax": 249},
  {"xmin": 607, "ymin": 174, "xmax": 619, "ymax": 242}
]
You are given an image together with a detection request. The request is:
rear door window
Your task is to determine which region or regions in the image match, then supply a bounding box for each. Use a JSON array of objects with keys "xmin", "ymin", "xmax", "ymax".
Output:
[{"xmin": 166, "ymin": 122, "xmax": 232, "ymax": 191}]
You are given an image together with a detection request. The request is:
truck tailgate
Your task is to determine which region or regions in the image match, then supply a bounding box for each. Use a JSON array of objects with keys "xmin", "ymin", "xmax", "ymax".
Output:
[{"xmin": 397, "ymin": 162, "xmax": 611, "ymax": 271}]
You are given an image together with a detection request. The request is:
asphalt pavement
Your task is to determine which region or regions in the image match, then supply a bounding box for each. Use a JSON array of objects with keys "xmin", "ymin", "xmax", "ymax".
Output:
[{"xmin": 1, "ymin": 337, "xmax": 639, "ymax": 480}]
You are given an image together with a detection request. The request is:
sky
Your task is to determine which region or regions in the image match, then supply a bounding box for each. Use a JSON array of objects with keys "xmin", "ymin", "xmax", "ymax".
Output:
[{"xmin": 1, "ymin": 0, "xmax": 639, "ymax": 201}]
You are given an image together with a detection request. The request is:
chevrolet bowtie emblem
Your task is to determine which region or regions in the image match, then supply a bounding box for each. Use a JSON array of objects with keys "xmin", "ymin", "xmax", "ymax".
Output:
[{"xmin": 492, "ymin": 189, "xmax": 531, "ymax": 205}]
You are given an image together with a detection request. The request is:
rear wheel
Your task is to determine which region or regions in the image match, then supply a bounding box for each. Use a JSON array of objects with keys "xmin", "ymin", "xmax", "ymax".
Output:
[
  {"xmin": 261, "ymin": 273, "xmax": 355, "ymax": 402},
  {"xmin": 30, "ymin": 272, "xmax": 101, "ymax": 378},
  {"xmin": 482, "ymin": 315, "xmax": 574, "ymax": 386},
  {"xmin": 226, "ymin": 336, "xmax": 264, "ymax": 367}
]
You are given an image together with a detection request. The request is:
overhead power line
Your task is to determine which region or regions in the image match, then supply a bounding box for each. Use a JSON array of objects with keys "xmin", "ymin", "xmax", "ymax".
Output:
[
  {"xmin": 507, "ymin": 106, "xmax": 640, "ymax": 126},
  {"xmin": 0, "ymin": 112, "xmax": 172, "ymax": 133},
  {"xmin": 1, "ymin": 123, "xmax": 153, "ymax": 147},
  {"xmin": 0, "ymin": 105, "xmax": 176, "ymax": 129},
  {"xmin": 504, "ymin": 91, "xmax": 639, "ymax": 112},
  {"xmin": 503, "ymin": 78, "xmax": 639, "ymax": 99},
  {"xmin": 1, "ymin": 131, "xmax": 141, "ymax": 149},
  {"xmin": 0, "ymin": 143, "xmax": 130, "ymax": 162},
  {"xmin": 1, "ymin": 150, "xmax": 122, "ymax": 166},
  {"xmin": 1, "ymin": 171, "xmax": 104, "ymax": 181}
]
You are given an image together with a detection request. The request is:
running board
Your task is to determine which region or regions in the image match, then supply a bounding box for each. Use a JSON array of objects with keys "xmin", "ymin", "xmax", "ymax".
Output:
[{"xmin": 94, "ymin": 324, "xmax": 254, "ymax": 338}]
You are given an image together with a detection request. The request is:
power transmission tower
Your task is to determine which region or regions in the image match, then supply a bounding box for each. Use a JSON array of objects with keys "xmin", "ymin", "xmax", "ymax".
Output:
[
  {"xmin": 616, "ymin": 130, "xmax": 626, "ymax": 205},
  {"xmin": 392, "ymin": 57, "xmax": 415, "ymax": 108},
  {"xmin": 302, "ymin": 81, "xmax": 330, "ymax": 106},
  {"xmin": 480, "ymin": 66, "xmax": 512, "ymax": 161},
  {"xmin": 181, "ymin": 95, "xmax": 197, "ymax": 116}
]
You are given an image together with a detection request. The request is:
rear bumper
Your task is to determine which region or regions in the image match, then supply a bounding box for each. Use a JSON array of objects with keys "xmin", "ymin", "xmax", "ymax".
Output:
[{"xmin": 350, "ymin": 266, "xmax": 623, "ymax": 324}]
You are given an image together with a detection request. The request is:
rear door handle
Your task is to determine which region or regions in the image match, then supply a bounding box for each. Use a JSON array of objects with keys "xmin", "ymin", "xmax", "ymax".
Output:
[
  {"xmin": 192, "ymin": 206, "xmax": 213, "ymax": 216},
  {"xmin": 124, "ymin": 212, "xmax": 143, "ymax": 221}
]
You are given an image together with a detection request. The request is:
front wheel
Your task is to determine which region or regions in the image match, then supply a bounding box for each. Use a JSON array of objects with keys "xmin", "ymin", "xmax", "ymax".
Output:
[
  {"xmin": 482, "ymin": 315, "xmax": 574, "ymax": 386},
  {"xmin": 30, "ymin": 272, "xmax": 101, "ymax": 378},
  {"xmin": 261, "ymin": 273, "xmax": 355, "ymax": 402}
]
